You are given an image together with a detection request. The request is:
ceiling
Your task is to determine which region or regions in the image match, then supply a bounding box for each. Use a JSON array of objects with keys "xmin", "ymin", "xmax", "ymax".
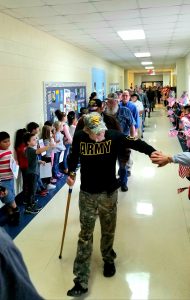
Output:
[{"xmin": 0, "ymin": 0, "xmax": 190, "ymax": 71}]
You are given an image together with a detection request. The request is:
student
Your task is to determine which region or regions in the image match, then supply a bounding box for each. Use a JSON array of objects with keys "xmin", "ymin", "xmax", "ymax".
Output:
[
  {"xmin": 61, "ymin": 115, "xmax": 72, "ymax": 174},
  {"xmin": 41, "ymin": 125, "xmax": 56, "ymax": 189},
  {"xmin": 66, "ymin": 112, "xmax": 158, "ymax": 297},
  {"xmin": 27, "ymin": 122, "xmax": 48, "ymax": 196},
  {"xmin": 67, "ymin": 111, "xmax": 77, "ymax": 138},
  {"xmin": 131, "ymin": 93, "xmax": 144, "ymax": 138},
  {"xmin": 14, "ymin": 128, "xmax": 28, "ymax": 203},
  {"xmin": 0, "ymin": 132, "xmax": 20, "ymax": 225},
  {"xmin": 55, "ymin": 110, "xmax": 72, "ymax": 174},
  {"xmin": 23, "ymin": 133, "xmax": 54, "ymax": 214},
  {"xmin": 0, "ymin": 227, "xmax": 44, "ymax": 300},
  {"xmin": 52, "ymin": 121, "xmax": 66, "ymax": 179}
]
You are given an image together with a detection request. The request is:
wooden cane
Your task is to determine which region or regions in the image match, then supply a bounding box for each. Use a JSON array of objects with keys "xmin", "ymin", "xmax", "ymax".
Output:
[{"xmin": 59, "ymin": 186, "xmax": 73, "ymax": 259}]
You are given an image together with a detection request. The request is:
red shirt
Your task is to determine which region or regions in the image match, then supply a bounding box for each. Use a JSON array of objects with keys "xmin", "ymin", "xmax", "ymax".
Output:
[{"xmin": 16, "ymin": 144, "xmax": 28, "ymax": 169}]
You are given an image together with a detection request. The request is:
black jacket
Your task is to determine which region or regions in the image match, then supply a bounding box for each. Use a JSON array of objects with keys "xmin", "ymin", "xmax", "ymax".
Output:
[{"xmin": 68, "ymin": 129, "xmax": 156, "ymax": 193}]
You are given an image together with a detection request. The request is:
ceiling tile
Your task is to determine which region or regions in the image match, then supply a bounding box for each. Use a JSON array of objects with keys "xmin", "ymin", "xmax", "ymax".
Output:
[
  {"xmin": 75, "ymin": 21, "xmax": 109, "ymax": 29},
  {"xmin": 22, "ymin": 15, "xmax": 71, "ymax": 26},
  {"xmin": 141, "ymin": 6, "xmax": 181, "ymax": 17},
  {"xmin": 39, "ymin": 23, "xmax": 78, "ymax": 31},
  {"xmin": 180, "ymin": 4, "xmax": 190, "ymax": 14},
  {"xmin": 139, "ymin": 0, "xmax": 182, "ymax": 8},
  {"xmin": 102, "ymin": 10, "xmax": 140, "ymax": 20},
  {"xmin": 83, "ymin": 27, "xmax": 114, "ymax": 35},
  {"xmin": 0, "ymin": 0, "xmax": 45, "ymax": 8},
  {"xmin": 44, "ymin": 0, "xmax": 89, "ymax": 4},
  {"xmin": 142, "ymin": 15, "xmax": 178, "ymax": 23},
  {"xmin": 53, "ymin": 3, "xmax": 96, "ymax": 14},
  {"xmin": 66, "ymin": 13, "xmax": 104, "ymax": 23},
  {"xmin": 93, "ymin": 0, "xmax": 138, "ymax": 12}
]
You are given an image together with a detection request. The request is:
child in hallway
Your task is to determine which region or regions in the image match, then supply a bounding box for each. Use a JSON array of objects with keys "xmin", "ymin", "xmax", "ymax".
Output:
[
  {"xmin": 27, "ymin": 122, "xmax": 48, "ymax": 196},
  {"xmin": 23, "ymin": 133, "xmax": 54, "ymax": 214},
  {"xmin": 0, "ymin": 131, "xmax": 20, "ymax": 225},
  {"xmin": 52, "ymin": 121, "xmax": 66, "ymax": 179},
  {"xmin": 55, "ymin": 110, "xmax": 72, "ymax": 174},
  {"xmin": 67, "ymin": 111, "xmax": 77, "ymax": 138},
  {"xmin": 41, "ymin": 125, "xmax": 56, "ymax": 190},
  {"xmin": 14, "ymin": 128, "xmax": 28, "ymax": 204}
]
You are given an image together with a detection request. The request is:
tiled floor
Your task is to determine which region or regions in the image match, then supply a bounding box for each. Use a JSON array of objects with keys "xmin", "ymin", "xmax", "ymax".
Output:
[{"xmin": 15, "ymin": 106, "xmax": 190, "ymax": 299}]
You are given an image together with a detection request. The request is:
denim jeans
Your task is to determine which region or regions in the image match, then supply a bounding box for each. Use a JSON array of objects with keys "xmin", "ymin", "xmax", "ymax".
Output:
[
  {"xmin": 63, "ymin": 144, "xmax": 70, "ymax": 170},
  {"xmin": 52, "ymin": 152, "xmax": 61, "ymax": 178},
  {"xmin": 0, "ymin": 178, "xmax": 15, "ymax": 205},
  {"xmin": 118, "ymin": 159, "xmax": 128, "ymax": 187}
]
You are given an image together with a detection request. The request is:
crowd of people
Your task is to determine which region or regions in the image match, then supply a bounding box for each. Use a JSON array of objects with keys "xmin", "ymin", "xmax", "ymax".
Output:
[
  {"xmin": 0, "ymin": 110, "xmax": 77, "ymax": 222},
  {"xmin": 0, "ymin": 87, "xmax": 175, "ymax": 225},
  {"xmin": 2, "ymin": 86, "xmax": 190, "ymax": 298}
]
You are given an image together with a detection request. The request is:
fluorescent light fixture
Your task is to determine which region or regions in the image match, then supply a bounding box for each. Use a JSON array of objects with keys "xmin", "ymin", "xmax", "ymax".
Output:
[
  {"xmin": 141, "ymin": 62, "xmax": 152, "ymax": 65},
  {"xmin": 134, "ymin": 52, "xmax": 151, "ymax": 57},
  {"xmin": 145, "ymin": 66, "xmax": 154, "ymax": 69},
  {"xmin": 117, "ymin": 30, "xmax": 145, "ymax": 40}
]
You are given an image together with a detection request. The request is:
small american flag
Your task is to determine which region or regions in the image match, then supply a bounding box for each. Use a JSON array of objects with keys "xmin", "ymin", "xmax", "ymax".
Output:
[
  {"xmin": 168, "ymin": 130, "xmax": 178, "ymax": 137},
  {"xmin": 184, "ymin": 129, "xmax": 190, "ymax": 137},
  {"xmin": 178, "ymin": 164, "xmax": 190, "ymax": 178}
]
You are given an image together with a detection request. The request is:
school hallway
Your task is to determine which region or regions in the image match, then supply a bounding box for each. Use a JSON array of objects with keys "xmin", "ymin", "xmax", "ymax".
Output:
[{"xmin": 14, "ymin": 106, "xmax": 190, "ymax": 300}]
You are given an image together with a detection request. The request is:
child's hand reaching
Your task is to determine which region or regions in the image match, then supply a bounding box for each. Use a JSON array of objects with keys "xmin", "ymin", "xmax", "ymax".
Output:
[{"xmin": 39, "ymin": 160, "xmax": 46, "ymax": 166}]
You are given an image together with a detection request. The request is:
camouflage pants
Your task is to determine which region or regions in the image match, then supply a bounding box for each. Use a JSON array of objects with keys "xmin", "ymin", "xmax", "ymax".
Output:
[{"xmin": 73, "ymin": 189, "xmax": 118, "ymax": 289}]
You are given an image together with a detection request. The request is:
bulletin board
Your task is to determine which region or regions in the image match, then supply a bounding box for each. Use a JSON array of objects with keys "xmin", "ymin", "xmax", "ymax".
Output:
[{"xmin": 44, "ymin": 82, "xmax": 87, "ymax": 122}]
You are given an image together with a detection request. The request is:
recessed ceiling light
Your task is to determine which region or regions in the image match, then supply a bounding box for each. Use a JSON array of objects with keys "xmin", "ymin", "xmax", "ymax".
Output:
[
  {"xmin": 141, "ymin": 62, "xmax": 152, "ymax": 65},
  {"xmin": 134, "ymin": 52, "xmax": 151, "ymax": 57},
  {"xmin": 145, "ymin": 66, "xmax": 154, "ymax": 69},
  {"xmin": 117, "ymin": 30, "xmax": 145, "ymax": 40}
]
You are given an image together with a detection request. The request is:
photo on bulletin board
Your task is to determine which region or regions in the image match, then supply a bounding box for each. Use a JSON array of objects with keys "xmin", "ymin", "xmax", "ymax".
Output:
[{"xmin": 44, "ymin": 82, "xmax": 87, "ymax": 122}]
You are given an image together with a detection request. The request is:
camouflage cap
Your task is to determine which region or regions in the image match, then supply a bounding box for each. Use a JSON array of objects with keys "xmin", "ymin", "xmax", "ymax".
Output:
[
  {"xmin": 107, "ymin": 92, "xmax": 119, "ymax": 100},
  {"xmin": 84, "ymin": 112, "xmax": 107, "ymax": 134}
]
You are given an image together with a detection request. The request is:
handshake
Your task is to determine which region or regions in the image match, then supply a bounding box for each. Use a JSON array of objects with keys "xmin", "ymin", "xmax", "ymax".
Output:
[{"xmin": 150, "ymin": 151, "xmax": 173, "ymax": 167}]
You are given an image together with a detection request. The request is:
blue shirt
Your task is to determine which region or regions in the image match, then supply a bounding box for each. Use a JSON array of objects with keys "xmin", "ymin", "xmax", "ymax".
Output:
[
  {"xmin": 116, "ymin": 106, "xmax": 135, "ymax": 135},
  {"xmin": 120, "ymin": 101, "xmax": 139, "ymax": 129}
]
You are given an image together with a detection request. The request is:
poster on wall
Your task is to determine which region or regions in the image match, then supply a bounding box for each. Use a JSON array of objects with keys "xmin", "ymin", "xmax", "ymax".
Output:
[
  {"xmin": 44, "ymin": 82, "xmax": 86, "ymax": 122},
  {"xmin": 109, "ymin": 83, "xmax": 119, "ymax": 93},
  {"xmin": 92, "ymin": 68, "xmax": 106, "ymax": 100}
]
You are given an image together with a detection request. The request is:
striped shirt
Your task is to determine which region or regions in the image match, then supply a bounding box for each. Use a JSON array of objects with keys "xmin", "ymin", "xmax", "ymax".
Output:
[{"xmin": 0, "ymin": 149, "xmax": 13, "ymax": 181}]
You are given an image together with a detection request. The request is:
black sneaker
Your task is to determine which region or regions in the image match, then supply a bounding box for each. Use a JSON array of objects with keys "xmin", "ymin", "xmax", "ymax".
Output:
[
  {"xmin": 103, "ymin": 262, "xmax": 116, "ymax": 277},
  {"xmin": 67, "ymin": 282, "xmax": 88, "ymax": 297},
  {"xmin": 121, "ymin": 185, "xmax": 128, "ymax": 192},
  {"xmin": 25, "ymin": 204, "xmax": 42, "ymax": 214},
  {"xmin": 8, "ymin": 207, "xmax": 20, "ymax": 226},
  {"xmin": 23, "ymin": 199, "xmax": 38, "ymax": 205}
]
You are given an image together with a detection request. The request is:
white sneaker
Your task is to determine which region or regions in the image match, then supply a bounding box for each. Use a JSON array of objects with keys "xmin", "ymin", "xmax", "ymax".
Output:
[{"xmin": 47, "ymin": 183, "xmax": 56, "ymax": 190}]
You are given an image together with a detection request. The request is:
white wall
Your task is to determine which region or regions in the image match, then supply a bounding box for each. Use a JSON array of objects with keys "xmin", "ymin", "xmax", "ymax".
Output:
[
  {"xmin": 134, "ymin": 74, "xmax": 163, "ymax": 86},
  {"xmin": 163, "ymin": 73, "xmax": 171, "ymax": 86},
  {"xmin": 185, "ymin": 53, "xmax": 190, "ymax": 98},
  {"xmin": 0, "ymin": 12, "xmax": 124, "ymax": 141},
  {"xmin": 141, "ymin": 75, "xmax": 163, "ymax": 82},
  {"xmin": 176, "ymin": 57, "xmax": 186, "ymax": 98}
]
